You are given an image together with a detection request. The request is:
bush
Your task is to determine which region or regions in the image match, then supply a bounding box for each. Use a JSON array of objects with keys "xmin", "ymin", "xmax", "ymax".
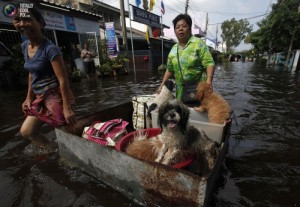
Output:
[{"xmin": 97, "ymin": 62, "xmax": 112, "ymax": 76}]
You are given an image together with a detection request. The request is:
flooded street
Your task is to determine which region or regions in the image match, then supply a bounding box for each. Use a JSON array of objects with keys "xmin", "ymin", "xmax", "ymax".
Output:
[{"xmin": 1, "ymin": 62, "xmax": 300, "ymax": 207}]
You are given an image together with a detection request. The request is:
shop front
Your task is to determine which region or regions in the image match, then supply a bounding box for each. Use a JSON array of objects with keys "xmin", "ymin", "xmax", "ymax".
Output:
[{"xmin": 0, "ymin": 1, "xmax": 101, "ymax": 72}]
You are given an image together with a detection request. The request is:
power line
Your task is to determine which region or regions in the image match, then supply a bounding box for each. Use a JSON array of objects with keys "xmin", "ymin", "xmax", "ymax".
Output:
[
  {"xmin": 265, "ymin": 0, "xmax": 274, "ymax": 13},
  {"xmin": 208, "ymin": 13, "xmax": 269, "ymax": 25},
  {"xmin": 189, "ymin": 9, "xmax": 267, "ymax": 16}
]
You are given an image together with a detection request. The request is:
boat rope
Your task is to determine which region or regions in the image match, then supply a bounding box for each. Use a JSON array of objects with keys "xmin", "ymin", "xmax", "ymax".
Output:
[{"xmin": 231, "ymin": 111, "xmax": 240, "ymax": 131}]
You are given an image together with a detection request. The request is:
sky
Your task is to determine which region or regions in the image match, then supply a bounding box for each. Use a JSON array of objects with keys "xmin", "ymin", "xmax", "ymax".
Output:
[{"xmin": 98, "ymin": 0, "xmax": 277, "ymax": 51}]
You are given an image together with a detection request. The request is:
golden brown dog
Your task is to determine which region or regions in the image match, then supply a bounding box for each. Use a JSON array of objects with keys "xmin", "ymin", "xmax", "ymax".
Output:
[{"xmin": 194, "ymin": 81, "xmax": 231, "ymax": 124}]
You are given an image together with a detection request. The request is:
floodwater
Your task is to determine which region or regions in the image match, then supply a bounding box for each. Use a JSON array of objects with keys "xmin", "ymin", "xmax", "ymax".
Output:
[{"xmin": 0, "ymin": 62, "xmax": 299, "ymax": 207}]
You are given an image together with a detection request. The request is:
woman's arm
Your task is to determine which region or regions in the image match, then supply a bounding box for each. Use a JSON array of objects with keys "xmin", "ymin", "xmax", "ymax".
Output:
[
  {"xmin": 89, "ymin": 50, "xmax": 96, "ymax": 58},
  {"xmin": 206, "ymin": 65, "xmax": 215, "ymax": 87},
  {"xmin": 26, "ymin": 74, "xmax": 34, "ymax": 99},
  {"xmin": 22, "ymin": 73, "xmax": 35, "ymax": 113},
  {"xmin": 157, "ymin": 70, "xmax": 173, "ymax": 94},
  {"xmin": 51, "ymin": 55, "xmax": 77, "ymax": 126},
  {"xmin": 81, "ymin": 50, "xmax": 87, "ymax": 58},
  {"xmin": 198, "ymin": 40, "xmax": 215, "ymax": 88}
]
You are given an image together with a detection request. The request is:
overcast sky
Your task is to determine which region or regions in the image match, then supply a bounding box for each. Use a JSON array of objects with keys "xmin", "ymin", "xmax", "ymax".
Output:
[{"xmin": 98, "ymin": 0, "xmax": 277, "ymax": 51}]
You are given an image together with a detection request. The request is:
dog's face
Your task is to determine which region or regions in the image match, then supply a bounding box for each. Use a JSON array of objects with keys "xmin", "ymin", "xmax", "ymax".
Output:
[
  {"xmin": 195, "ymin": 81, "xmax": 212, "ymax": 101},
  {"xmin": 157, "ymin": 100, "xmax": 190, "ymax": 133}
]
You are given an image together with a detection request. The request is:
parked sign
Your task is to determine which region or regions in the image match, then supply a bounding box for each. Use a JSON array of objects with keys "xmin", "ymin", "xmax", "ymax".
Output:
[{"xmin": 131, "ymin": 5, "xmax": 160, "ymax": 28}]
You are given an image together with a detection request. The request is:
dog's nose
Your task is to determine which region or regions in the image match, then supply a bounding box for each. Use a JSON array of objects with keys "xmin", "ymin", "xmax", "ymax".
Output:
[{"xmin": 170, "ymin": 113, "xmax": 175, "ymax": 118}]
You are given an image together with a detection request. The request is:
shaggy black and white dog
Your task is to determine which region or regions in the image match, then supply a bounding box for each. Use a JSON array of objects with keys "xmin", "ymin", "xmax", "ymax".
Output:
[
  {"xmin": 126, "ymin": 99, "xmax": 220, "ymax": 171},
  {"xmin": 145, "ymin": 80, "xmax": 174, "ymax": 128},
  {"xmin": 147, "ymin": 80, "xmax": 175, "ymax": 117}
]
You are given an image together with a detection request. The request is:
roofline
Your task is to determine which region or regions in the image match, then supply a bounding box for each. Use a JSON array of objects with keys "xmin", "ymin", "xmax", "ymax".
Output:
[
  {"xmin": 39, "ymin": 0, "xmax": 102, "ymax": 18},
  {"xmin": 92, "ymin": 0, "xmax": 129, "ymax": 17}
]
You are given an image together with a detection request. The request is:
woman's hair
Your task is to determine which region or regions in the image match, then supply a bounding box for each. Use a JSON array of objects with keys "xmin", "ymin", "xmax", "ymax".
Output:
[
  {"xmin": 172, "ymin": 14, "xmax": 192, "ymax": 29},
  {"xmin": 28, "ymin": 7, "xmax": 46, "ymax": 27},
  {"xmin": 14, "ymin": 5, "xmax": 46, "ymax": 27}
]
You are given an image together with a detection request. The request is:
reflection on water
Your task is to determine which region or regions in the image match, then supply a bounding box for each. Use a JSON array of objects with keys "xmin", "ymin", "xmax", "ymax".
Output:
[
  {"xmin": 1, "ymin": 65, "xmax": 300, "ymax": 206},
  {"xmin": 213, "ymin": 63, "xmax": 300, "ymax": 207}
]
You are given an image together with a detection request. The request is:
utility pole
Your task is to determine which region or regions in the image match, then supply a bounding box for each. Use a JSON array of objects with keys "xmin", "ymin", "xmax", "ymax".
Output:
[
  {"xmin": 185, "ymin": 0, "xmax": 189, "ymax": 14},
  {"xmin": 204, "ymin": 13, "xmax": 208, "ymax": 43},
  {"xmin": 120, "ymin": 0, "xmax": 128, "ymax": 52},
  {"xmin": 215, "ymin": 25, "xmax": 218, "ymax": 50},
  {"xmin": 284, "ymin": 3, "xmax": 300, "ymax": 68},
  {"xmin": 161, "ymin": 15, "xmax": 164, "ymax": 66},
  {"xmin": 222, "ymin": 42, "xmax": 224, "ymax": 52}
]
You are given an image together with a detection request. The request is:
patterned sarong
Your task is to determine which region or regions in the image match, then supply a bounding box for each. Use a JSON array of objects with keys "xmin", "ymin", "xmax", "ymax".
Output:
[{"xmin": 25, "ymin": 88, "xmax": 74, "ymax": 127}]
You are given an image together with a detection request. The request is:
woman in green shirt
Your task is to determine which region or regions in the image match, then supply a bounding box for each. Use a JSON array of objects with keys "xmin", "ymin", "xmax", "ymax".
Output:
[{"xmin": 157, "ymin": 14, "xmax": 215, "ymax": 102}]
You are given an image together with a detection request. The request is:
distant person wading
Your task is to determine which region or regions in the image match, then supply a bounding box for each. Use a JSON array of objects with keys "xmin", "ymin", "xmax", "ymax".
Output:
[{"xmin": 81, "ymin": 43, "xmax": 96, "ymax": 79}]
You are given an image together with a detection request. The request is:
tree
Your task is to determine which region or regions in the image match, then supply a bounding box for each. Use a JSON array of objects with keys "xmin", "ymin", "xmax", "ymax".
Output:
[
  {"xmin": 245, "ymin": 0, "xmax": 300, "ymax": 54},
  {"xmin": 244, "ymin": 18, "xmax": 272, "ymax": 53},
  {"xmin": 221, "ymin": 18, "xmax": 252, "ymax": 52}
]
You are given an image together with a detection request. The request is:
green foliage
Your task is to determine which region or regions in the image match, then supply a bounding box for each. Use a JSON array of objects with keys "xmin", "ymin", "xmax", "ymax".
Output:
[
  {"xmin": 111, "ymin": 53, "xmax": 129, "ymax": 68},
  {"xmin": 258, "ymin": 58, "xmax": 267, "ymax": 66},
  {"xmin": 246, "ymin": 0, "xmax": 300, "ymax": 53},
  {"xmin": 97, "ymin": 39, "xmax": 129, "ymax": 76},
  {"xmin": 3, "ymin": 43, "xmax": 27, "ymax": 77},
  {"xmin": 221, "ymin": 18, "xmax": 253, "ymax": 52},
  {"xmin": 72, "ymin": 68, "xmax": 81, "ymax": 77},
  {"xmin": 97, "ymin": 62, "xmax": 112, "ymax": 75},
  {"xmin": 158, "ymin": 64, "xmax": 167, "ymax": 71},
  {"xmin": 71, "ymin": 68, "xmax": 82, "ymax": 82},
  {"xmin": 218, "ymin": 53, "xmax": 229, "ymax": 63},
  {"xmin": 97, "ymin": 54, "xmax": 129, "ymax": 76}
]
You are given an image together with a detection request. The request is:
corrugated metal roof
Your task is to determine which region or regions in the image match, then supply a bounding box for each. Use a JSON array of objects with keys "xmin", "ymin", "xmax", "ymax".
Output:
[{"xmin": 40, "ymin": 0, "xmax": 102, "ymax": 18}]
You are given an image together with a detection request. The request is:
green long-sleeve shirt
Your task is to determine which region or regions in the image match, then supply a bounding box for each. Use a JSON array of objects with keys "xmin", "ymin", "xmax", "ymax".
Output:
[{"xmin": 167, "ymin": 35, "xmax": 215, "ymax": 100}]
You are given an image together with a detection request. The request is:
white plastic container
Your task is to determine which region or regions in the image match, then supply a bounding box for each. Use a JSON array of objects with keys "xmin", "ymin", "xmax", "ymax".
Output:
[{"xmin": 151, "ymin": 107, "xmax": 226, "ymax": 144}]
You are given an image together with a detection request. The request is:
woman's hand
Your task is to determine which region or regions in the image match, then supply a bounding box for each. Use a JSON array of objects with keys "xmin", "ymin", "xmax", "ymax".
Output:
[
  {"xmin": 206, "ymin": 79, "xmax": 213, "ymax": 90},
  {"xmin": 22, "ymin": 98, "xmax": 32, "ymax": 114},
  {"xmin": 63, "ymin": 107, "xmax": 77, "ymax": 126}
]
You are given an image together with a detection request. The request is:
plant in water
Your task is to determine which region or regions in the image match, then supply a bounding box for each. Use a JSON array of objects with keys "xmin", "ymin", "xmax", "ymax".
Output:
[
  {"xmin": 97, "ymin": 53, "xmax": 129, "ymax": 76},
  {"xmin": 72, "ymin": 68, "xmax": 81, "ymax": 82}
]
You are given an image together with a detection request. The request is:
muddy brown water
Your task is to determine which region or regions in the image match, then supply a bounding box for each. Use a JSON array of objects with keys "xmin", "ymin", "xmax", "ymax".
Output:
[{"xmin": 0, "ymin": 62, "xmax": 299, "ymax": 207}]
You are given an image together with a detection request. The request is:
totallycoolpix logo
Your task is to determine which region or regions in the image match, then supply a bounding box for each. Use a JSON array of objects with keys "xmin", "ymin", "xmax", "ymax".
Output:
[
  {"xmin": 19, "ymin": 3, "xmax": 33, "ymax": 17},
  {"xmin": 3, "ymin": 2, "xmax": 17, "ymax": 17}
]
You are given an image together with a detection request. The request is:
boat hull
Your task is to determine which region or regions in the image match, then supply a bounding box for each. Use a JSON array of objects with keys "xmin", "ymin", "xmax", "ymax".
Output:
[{"xmin": 56, "ymin": 101, "xmax": 230, "ymax": 206}]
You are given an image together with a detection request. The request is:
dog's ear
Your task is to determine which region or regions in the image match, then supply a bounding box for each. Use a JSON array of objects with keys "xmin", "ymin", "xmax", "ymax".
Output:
[
  {"xmin": 178, "ymin": 101, "xmax": 190, "ymax": 132},
  {"xmin": 147, "ymin": 103, "xmax": 157, "ymax": 117},
  {"xmin": 196, "ymin": 81, "xmax": 211, "ymax": 100},
  {"xmin": 203, "ymin": 82, "xmax": 212, "ymax": 96},
  {"xmin": 157, "ymin": 101, "xmax": 167, "ymax": 128},
  {"xmin": 164, "ymin": 80, "xmax": 174, "ymax": 91},
  {"xmin": 195, "ymin": 83, "xmax": 204, "ymax": 100},
  {"xmin": 186, "ymin": 126, "xmax": 201, "ymax": 145}
]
